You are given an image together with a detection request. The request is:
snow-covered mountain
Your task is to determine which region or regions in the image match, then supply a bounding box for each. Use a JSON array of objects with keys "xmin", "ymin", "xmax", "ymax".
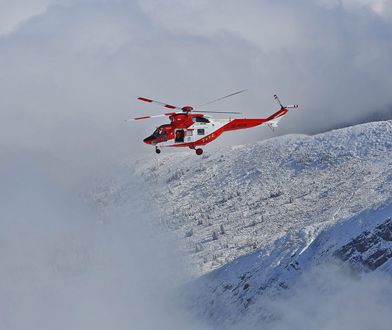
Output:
[
  {"xmin": 91, "ymin": 120, "xmax": 392, "ymax": 329},
  {"xmin": 185, "ymin": 201, "xmax": 392, "ymax": 329},
  {"xmin": 132, "ymin": 120, "xmax": 392, "ymax": 276}
]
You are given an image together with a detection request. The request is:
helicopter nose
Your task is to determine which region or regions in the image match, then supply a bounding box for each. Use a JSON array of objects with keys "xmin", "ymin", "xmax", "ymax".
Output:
[{"xmin": 143, "ymin": 136, "xmax": 153, "ymax": 144}]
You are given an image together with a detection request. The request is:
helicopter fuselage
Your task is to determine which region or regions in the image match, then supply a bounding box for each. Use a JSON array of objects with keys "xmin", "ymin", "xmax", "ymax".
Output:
[{"xmin": 143, "ymin": 110, "xmax": 287, "ymax": 149}]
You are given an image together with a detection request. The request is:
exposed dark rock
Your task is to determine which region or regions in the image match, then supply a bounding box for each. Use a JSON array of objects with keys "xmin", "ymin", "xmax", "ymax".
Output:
[{"xmin": 334, "ymin": 217, "xmax": 392, "ymax": 271}]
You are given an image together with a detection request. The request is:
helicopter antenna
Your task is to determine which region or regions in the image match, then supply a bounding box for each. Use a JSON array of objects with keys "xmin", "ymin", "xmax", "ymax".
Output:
[{"xmin": 198, "ymin": 89, "xmax": 248, "ymax": 108}]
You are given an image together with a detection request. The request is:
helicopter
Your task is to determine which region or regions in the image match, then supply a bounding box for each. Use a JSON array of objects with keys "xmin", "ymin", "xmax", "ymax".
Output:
[{"xmin": 128, "ymin": 90, "xmax": 298, "ymax": 155}]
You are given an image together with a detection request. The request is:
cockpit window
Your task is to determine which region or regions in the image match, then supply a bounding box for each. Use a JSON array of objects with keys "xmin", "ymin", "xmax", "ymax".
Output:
[
  {"xmin": 153, "ymin": 125, "xmax": 169, "ymax": 137},
  {"xmin": 192, "ymin": 117, "xmax": 210, "ymax": 123},
  {"xmin": 153, "ymin": 128, "xmax": 162, "ymax": 137}
]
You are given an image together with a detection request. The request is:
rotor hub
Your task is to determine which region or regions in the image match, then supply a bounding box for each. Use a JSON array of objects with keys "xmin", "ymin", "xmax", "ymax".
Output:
[{"xmin": 181, "ymin": 106, "xmax": 194, "ymax": 112}]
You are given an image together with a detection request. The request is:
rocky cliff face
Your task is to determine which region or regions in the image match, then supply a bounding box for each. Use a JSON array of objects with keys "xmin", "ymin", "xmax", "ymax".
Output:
[{"xmin": 334, "ymin": 217, "xmax": 392, "ymax": 272}]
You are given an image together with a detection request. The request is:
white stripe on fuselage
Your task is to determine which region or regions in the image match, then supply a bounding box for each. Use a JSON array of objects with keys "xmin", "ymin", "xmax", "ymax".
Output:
[{"xmin": 156, "ymin": 118, "xmax": 230, "ymax": 148}]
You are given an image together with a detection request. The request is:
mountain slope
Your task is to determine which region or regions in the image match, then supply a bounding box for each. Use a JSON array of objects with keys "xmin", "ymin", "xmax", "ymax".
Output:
[
  {"xmin": 133, "ymin": 120, "xmax": 392, "ymax": 275},
  {"xmin": 185, "ymin": 201, "xmax": 392, "ymax": 329},
  {"xmin": 90, "ymin": 120, "xmax": 392, "ymax": 329}
]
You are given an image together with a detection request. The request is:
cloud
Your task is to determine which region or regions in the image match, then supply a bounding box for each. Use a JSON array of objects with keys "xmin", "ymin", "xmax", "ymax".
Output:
[
  {"xmin": 336, "ymin": 0, "xmax": 392, "ymax": 18},
  {"xmin": 0, "ymin": 150, "xmax": 210, "ymax": 330},
  {"xmin": 137, "ymin": 0, "xmax": 392, "ymax": 134},
  {"xmin": 1, "ymin": 0, "xmax": 392, "ymax": 162},
  {"xmin": 216, "ymin": 263, "xmax": 392, "ymax": 330},
  {"xmin": 267, "ymin": 264, "xmax": 392, "ymax": 330},
  {"xmin": 0, "ymin": 0, "xmax": 52, "ymax": 35}
]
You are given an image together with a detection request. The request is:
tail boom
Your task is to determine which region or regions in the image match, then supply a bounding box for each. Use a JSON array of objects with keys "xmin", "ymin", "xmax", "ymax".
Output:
[{"xmin": 223, "ymin": 106, "xmax": 290, "ymax": 132}]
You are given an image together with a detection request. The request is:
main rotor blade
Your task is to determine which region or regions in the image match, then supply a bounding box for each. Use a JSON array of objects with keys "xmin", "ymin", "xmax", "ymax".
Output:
[
  {"xmin": 137, "ymin": 97, "xmax": 182, "ymax": 111},
  {"xmin": 198, "ymin": 89, "xmax": 248, "ymax": 108},
  {"xmin": 198, "ymin": 110, "xmax": 242, "ymax": 114},
  {"xmin": 126, "ymin": 112, "xmax": 177, "ymax": 121}
]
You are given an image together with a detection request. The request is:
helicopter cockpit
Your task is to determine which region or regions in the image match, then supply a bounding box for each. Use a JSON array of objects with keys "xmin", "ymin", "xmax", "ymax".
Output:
[
  {"xmin": 144, "ymin": 124, "xmax": 170, "ymax": 144},
  {"xmin": 152, "ymin": 127, "xmax": 162, "ymax": 137}
]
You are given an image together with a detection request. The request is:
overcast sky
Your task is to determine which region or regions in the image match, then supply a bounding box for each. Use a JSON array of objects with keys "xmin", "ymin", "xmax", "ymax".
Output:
[{"xmin": 1, "ymin": 0, "xmax": 392, "ymax": 167}]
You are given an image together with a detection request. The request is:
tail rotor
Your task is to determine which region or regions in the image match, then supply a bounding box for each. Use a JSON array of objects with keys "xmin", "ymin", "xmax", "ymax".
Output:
[{"xmin": 274, "ymin": 94, "xmax": 298, "ymax": 110}]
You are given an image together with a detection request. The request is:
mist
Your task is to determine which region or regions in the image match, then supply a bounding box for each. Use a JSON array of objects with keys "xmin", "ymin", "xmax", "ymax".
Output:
[
  {"xmin": 267, "ymin": 264, "xmax": 392, "ymax": 330},
  {"xmin": 0, "ymin": 150, "xmax": 212, "ymax": 329},
  {"xmin": 204, "ymin": 263, "xmax": 392, "ymax": 330}
]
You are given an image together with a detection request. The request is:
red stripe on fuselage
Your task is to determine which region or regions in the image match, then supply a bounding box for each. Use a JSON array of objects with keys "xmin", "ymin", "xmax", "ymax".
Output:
[
  {"xmin": 265, "ymin": 108, "xmax": 288, "ymax": 121},
  {"xmin": 223, "ymin": 118, "xmax": 266, "ymax": 131}
]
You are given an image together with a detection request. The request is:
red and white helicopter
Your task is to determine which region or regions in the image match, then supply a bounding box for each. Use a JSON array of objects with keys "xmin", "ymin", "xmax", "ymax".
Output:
[{"xmin": 128, "ymin": 90, "xmax": 298, "ymax": 155}]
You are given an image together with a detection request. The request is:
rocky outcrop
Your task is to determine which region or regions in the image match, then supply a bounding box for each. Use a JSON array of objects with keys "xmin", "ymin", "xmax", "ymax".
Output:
[{"xmin": 334, "ymin": 218, "xmax": 392, "ymax": 271}]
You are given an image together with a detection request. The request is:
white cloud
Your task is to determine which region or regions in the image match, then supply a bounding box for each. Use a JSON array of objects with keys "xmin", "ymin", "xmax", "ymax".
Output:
[
  {"xmin": 342, "ymin": 0, "xmax": 388, "ymax": 15},
  {"xmin": 0, "ymin": 0, "xmax": 53, "ymax": 35},
  {"xmin": 1, "ymin": 0, "xmax": 392, "ymax": 162},
  {"xmin": 267, "ymin": 264, "xmax": 392, "ymax": 330},
  {"xmin": 0, "ymin": 152, "xmax": 212, "ymax": 330},
  {"xmin": 317, "ymin": 0, "xmax": 392, "ymax": 19}
]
